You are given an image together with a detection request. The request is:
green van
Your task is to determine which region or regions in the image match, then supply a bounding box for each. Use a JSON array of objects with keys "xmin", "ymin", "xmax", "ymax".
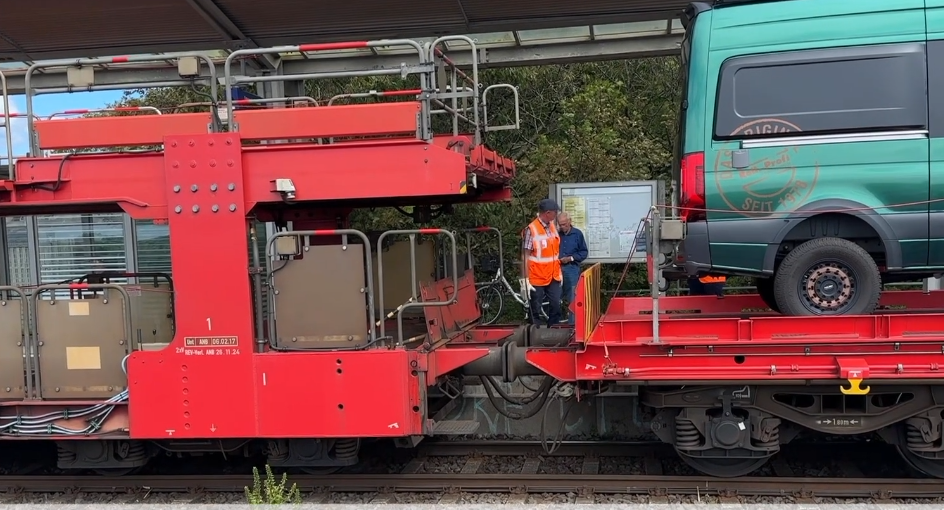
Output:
[{"xmin": 673, "ymin": 0, "xmax": 941, "ymax": 315}]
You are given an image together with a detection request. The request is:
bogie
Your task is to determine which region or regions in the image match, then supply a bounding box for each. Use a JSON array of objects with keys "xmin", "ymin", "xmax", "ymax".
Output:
[{"xmin": 640, "ymin": 384, "xmax": 944, "ymax": 478}]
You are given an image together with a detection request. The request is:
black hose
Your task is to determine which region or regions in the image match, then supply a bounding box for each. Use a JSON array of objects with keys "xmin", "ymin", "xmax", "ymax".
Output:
[{"xmin": 479, "ymin": 375, "xmax": 552, "ymax": 420}]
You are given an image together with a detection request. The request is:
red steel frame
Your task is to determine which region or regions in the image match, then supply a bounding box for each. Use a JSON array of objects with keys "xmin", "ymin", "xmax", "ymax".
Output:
[
  {"xmin": 12, "ymin": 54, "xmax": 944, "ymax": 443},
  {"xmin": 528, "ymin": 264, "xmax": 944, "ymax": 390},
  {"xmin": 0, "ymin": 96, "xmax": 516, "ymax": 440}
]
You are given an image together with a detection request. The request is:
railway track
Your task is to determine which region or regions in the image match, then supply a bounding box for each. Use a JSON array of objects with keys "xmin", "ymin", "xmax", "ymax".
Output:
[
  {"xmin": 0, "ymin": 440, "xmax": 940, "ymax": 502},
  {"xmin": 0, "ymin": 473, "xmax": 940, "ymax": 501}
]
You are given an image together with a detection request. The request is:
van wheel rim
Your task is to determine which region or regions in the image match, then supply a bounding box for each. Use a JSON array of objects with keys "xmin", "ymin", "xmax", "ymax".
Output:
[{"xmin": 800, "ymin": 261, "xmax": 856, "ymax": 314}]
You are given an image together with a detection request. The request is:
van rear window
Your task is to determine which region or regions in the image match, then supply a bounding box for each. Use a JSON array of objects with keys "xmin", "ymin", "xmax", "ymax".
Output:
[{"xmin": 714, "ymin": 42, "xmax": 928, "ymax": 139}]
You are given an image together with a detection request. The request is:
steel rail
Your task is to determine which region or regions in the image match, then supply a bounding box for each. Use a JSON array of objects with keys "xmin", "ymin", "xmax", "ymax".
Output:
[
  {"xmin": 416, "ymin": 439, "xmax": 873, "ymax": 457},
  {"xmin": 0, "ymin": 474, "xmax": 939, "ymax": 498}
]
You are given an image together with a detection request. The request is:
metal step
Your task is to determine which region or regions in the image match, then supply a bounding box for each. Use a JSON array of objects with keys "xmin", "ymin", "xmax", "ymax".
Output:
[{"xmin": 431, "ymin": 420, "xmax": 480, "ymax": 435}]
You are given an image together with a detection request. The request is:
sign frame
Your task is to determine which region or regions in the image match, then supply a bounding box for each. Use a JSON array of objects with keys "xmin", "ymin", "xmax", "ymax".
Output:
[{"xmin": 549, "ymin": 180, "xmax": 663, "ymax": 265}]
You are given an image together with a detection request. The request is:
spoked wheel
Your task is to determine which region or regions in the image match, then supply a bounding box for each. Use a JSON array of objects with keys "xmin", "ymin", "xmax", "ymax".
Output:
[
  {"xmin": 677, "ymin": 452, "xmax": 770, "ymax": 478},
  {"xmin": 773, "ymin": 237, "xmax": 881, "ymax": 316},
  {"xmin": 476, "ymin": 284, "xmax": 504, "ymax": 325},
  {"xmin": 753, "ymin": 278, "xmax": 779, "ymax": 313}
]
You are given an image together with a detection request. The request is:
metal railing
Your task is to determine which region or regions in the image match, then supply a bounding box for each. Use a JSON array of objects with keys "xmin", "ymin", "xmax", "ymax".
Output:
[
  {"xmin": 376, "ymin": 229, "xmax": 458, "ymax": 344},
  {"xmin": 264, "ymin": 229, "xmax": 377, "ymax": 351},
  {"xmin": 0, "ymin": 38, "xmax": 521, "ymax": 178},
  {"xmin": 21, "ymin": 53, "xmax": 219, "ymax": 156}
]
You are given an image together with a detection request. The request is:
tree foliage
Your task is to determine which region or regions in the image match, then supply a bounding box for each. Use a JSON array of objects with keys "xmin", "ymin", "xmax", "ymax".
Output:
[{"xmin": 106, "ymin": 58, "xmax": 684, "ymax": 293}]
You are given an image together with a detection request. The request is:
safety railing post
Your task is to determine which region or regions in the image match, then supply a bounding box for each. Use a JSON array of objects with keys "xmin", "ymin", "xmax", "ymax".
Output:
[
  {"xmin": 32, "ymin": 283, "xmax": 134, "ymax": 399},
  {"xmin": 173, "ymin": 97, "xmax": 319, "ymax": 115},
  {"xmin": 22, "ymin": 53, "xmax": 219, "ymax": 156},
  {"xmin": 45, "ymin": 106, "xmax": 163, "ymax": 120},
  {"xmin": 250, "ymin": 224, "xmax": 265, "ymax": 353},
  {"xmin": 451, "ymin": 66, "xmax": 459, "ymax": 136},
  {"xmin": 376, "ymin": 229, "xmax": 458, "ymax": 345},
  {"xmin": 429, "ymin": 36, "xmax": 480, "ymax": 144},
  {"xmin": 482, "ymin": 84, "xmax": 521, "ymax": 132},
  {"xmin": 325, "ymin": 87, "xmax": 474, "ymax": 142},
  {"xmin": 223, "ymin": 40, "xmax": 431, "ymax": 135},
  {"xmin": 648, "ymin": 206, "xmax": 661, "ymax": 344},
  {"xmin": 0, "ymin": 71, "xmax": 12, "ymax": 180},
  {"xmin": 0, "ymin": 286, "xmax": 32, "ymax": 398},
  {"xmin": 462, "ymin": 226, "xmax": 504, "ymax": 278}
]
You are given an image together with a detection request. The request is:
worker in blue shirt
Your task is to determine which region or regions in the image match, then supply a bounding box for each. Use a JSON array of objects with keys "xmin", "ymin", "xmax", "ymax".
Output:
[{"xmin": 556, "ymin": 212, "xmax": 589, "ymax": 324}]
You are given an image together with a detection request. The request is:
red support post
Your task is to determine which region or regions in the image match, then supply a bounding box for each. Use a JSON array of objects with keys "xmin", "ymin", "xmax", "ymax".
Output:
[{"xmin": 127, "ymin": 133, "xmax": 257, "ymax": 439}]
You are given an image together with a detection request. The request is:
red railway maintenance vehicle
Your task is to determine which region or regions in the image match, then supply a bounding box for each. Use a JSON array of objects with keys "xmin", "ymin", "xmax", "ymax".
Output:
[{"xmin": 1, "ymin": 35, "xmax": 944, "ymax": 481}]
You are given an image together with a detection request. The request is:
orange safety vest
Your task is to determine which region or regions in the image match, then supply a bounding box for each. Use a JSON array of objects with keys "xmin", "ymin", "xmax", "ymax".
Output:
[
  {"xmin": 525, "ymin": 218, "xmax": 562, "ymax": 286},
  {"xmin": 699, "ymin": 275, "xmax": 727, "ymax": 284}
]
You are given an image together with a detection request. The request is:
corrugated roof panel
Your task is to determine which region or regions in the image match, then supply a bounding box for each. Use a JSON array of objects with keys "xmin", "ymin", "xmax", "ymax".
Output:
[
  {"xmin": 216, "ymin": 0, "xmax": 468, "ymax": 44},
  {"xmin": 0, "ymin": 0, "xmax": 223, "ymax": 57},
  {"xmin": 460, "ymin": 0, "xmax": 688, "ymax": 24},
  {"xmin": 0, "ymin": 38, "xmax": 18, "ymax": 55},
  {"xmin": 0, "ymin": 0, "xmax": 687, "ymax": 60}
]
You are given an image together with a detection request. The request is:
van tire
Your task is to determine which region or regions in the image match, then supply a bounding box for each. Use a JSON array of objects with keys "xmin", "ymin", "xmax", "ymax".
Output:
[
  {"xmin": 773, "ymin": 237, "xmax": 881, "ymax": 316},
  {"xmin": 753, "ymin": 278, "xmax": 779, "ymax": 313}
]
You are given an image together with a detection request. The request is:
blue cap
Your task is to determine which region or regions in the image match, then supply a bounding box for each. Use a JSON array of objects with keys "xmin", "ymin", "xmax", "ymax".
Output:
[{"xmin": 538, "ymin": 198, "xmax": 560, "ymax": 212}]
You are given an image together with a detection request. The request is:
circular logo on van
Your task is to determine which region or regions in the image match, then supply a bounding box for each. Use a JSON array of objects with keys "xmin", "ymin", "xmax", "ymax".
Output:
[{"xmin": 714, "ymin": 118, "xmax": 819, "ymax": 217}]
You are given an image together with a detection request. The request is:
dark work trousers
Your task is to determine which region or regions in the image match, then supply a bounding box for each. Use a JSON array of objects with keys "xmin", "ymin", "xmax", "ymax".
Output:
[
  {"xmin": 688, "ymin": 277, "xmax": 725, "ymax": 297},
  {"xmin": 530, "ymin": 278, "xmax": 562, "ymax": 327},
  {"xmin": 561, "ymin": 264, "xmax": 581, "ymax": 324}
]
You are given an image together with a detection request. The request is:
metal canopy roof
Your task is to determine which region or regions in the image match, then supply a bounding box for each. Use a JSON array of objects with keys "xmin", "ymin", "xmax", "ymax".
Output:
[
  {"xmin": 0, "ymin": 24, "xmax": 683, "ymax": 95},
  {"xmin": 0, "ymin": 0, "xmax": 688, "ymax": 62}
]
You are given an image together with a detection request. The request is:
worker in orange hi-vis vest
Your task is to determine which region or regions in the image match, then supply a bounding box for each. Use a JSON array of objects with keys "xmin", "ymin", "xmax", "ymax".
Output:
[
  {"xmin": 520, "ymin": 198, "xmax": 563, "ymax": 326},
  {"xmin": 688, "ymin": 274, "xmax": 727, "ymax": 297}
]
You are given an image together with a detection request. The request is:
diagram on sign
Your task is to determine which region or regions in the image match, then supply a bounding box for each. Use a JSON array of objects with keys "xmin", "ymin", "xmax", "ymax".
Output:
[{"xmin": 562, "ymin": 193, "xmax": 643, "ymax": 260}]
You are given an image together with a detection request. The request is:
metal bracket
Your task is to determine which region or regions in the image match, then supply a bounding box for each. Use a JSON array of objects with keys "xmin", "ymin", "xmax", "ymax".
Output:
[
  {"xmin": 732, "ymin": 149, "xmax": 749, "ymax": 169},
  {"xmin": 271, "ymin": 178, "xmax": 296, "ymax": 200},
  {"xmin": 429, "ymin": 91, "xmax": 476, "ymax": 100}
]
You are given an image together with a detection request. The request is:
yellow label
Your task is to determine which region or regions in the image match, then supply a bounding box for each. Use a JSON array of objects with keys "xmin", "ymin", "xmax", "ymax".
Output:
[
  {"xmin": 68, "ymin": 301, "xmax": 90, "ymax": 316},
  {"xmin": 66, "ymin": 346, "xmax": 102, "ymax": 370},
  {"xmin": 562, "ymin": 196, "xmax": 587, "ymax": 231}
]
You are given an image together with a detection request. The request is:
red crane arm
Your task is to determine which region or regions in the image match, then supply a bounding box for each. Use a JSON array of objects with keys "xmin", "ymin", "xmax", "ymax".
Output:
[{"xmin": 0, "ymin": 101, "xmax": 509, "ymax": 217}]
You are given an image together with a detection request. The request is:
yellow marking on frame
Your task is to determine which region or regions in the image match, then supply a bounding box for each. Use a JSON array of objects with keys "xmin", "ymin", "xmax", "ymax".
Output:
[
  {"xmin": 66, "ymin": 346, "xmax": 102, "ymax": 370},
  {"xmin": 580, "ymin": 263, "xmax": 602, "ymax": 341},
  {"xmin": 840, "ymin": 378, "xmax": 870, "ymax": 395},
  {"xmin": 68, "ymin": 301, "xmax": 90, "ymax": 316},
  {"xmin": 459, "ymin": 181, "xmax": 468, "ymax": 194}
]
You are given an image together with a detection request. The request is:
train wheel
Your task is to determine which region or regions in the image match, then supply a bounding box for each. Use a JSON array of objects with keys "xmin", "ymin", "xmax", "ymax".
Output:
[
  {"xmin": 896, "ymin": 425, "xmax": 944, "ymax": 478},
  {"xmin": 897, "ymin": 447, "xmax": 944, "ymax": 478},
  {"xmin": 91, "ymin": 466, "xmax": 144, "ymax": 476},
  {"xmin": 298, "ymin": 467, "xmax": 340, "ymax": 475},
  {"xmin": 677, "ymin": 452, "xmax": 770, "ymax": 478}
]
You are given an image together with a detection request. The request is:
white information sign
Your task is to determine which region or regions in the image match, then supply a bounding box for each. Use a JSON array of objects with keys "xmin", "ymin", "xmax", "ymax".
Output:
[{"xmin": 550, "ymin": 180, "xmax": 662, "ymax": 264}]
